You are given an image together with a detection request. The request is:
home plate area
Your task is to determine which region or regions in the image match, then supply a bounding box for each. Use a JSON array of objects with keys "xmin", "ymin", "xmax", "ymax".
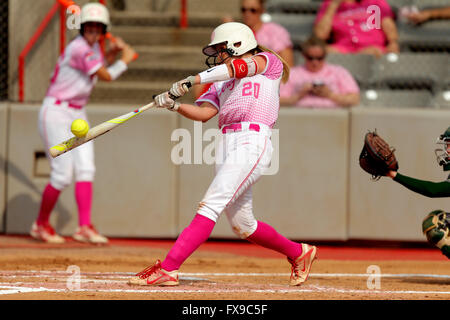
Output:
[{"xmin": 1, "ymin": 270, "xmax": 450, "ymax": 299}]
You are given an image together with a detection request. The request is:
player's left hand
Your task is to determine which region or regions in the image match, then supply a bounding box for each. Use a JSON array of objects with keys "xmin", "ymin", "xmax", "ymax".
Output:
[
  {"xmin": 169, "ymin": 77, "xmax": 195, "ymax": 98},
  {"xmin": 154, "ymin": 92, "xmax": 180, "ymax": 112}
]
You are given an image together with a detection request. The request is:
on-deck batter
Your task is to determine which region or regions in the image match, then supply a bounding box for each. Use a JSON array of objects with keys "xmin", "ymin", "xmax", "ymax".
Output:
[
  {"xmin": 31, "ymin": 3, "xmax": 136, "ymax": 244},
  {"xmin": 128, "ymin": 22, "xmax": 318, "ymax": 287}
]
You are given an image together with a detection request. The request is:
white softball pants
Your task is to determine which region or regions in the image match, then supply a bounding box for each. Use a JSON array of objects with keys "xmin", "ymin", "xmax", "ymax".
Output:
[
  {"xmin": 38, "ymin": 97, "xmax": 95, "ymax": 190},
  {"xmin": 197, "ymin": 123, "xmax": 273, "ymax": 239}
]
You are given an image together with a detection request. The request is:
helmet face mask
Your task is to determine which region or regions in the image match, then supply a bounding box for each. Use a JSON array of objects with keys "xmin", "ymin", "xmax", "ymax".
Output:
[
  {"xmin": 435, "ymin": 127, "xmax": 450, "ymax": 170},
  {"xmin": 80, "ymin": 22, "xmax": 107, "ymax": 36},
  {"xmin": 202, "ymin": 22, "xmax": 257, "ymax": 67},
  {"xmin": 204, "ymin": 42, "xmax": 235, "ymax": 68}
]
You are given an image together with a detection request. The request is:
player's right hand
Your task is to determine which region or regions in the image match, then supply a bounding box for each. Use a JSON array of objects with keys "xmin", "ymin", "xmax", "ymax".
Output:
[{"xmin": 110, "ymin": 36, "xmax": 126, "ymax": 51}]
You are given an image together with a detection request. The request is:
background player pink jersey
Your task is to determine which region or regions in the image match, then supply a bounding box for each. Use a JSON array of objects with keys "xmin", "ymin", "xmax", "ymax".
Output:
[
  {"xmin": 46, "ymin": 35, "xmax": 104, "ymax": 107},
  {"xmin": 196, "ymin": 52, "xmax": 283, "ymax": 129}
]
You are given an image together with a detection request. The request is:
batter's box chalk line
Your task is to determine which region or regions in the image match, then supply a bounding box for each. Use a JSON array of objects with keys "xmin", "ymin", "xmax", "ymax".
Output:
[{"xmin": 0, "ymin": 270, "xmax": 450, "ymax": 296}]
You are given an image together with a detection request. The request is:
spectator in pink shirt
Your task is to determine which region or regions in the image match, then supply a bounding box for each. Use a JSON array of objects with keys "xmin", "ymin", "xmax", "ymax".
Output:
[
  {"xmin": 314, "ymin": 0, "xmax": 399, "ymax": 58},
  {"xmin": 240, "ymin": 0, "xmax": 294, "ymax": 67},
  {"xmin": 280, "ymin": 36, "xmax": 360, "ymax": 108}
]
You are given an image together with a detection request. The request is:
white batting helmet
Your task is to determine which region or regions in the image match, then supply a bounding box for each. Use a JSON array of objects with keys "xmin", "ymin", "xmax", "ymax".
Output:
[
  {"xmin": 203, "ymin": 22, "xmax": 258, "ymax": 57},
  {"xmin": 80, "ymin": 3, "xmax": 110, "ymax": 28}
]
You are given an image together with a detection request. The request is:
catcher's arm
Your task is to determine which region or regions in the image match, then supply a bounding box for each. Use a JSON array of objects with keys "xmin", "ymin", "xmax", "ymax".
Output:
[{"xmin": 388, "ymin": 172, "xmax": 450, "ymax": 198}]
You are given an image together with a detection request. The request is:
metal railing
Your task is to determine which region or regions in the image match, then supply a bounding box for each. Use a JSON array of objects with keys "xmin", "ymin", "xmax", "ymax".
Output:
[
  {"xmin": 18, "ymin": 1, "xmax": 62, "ymax": 102},
  {"xmin": 17, "ymin": 0, "xmax": 186, "ymax": 102}
]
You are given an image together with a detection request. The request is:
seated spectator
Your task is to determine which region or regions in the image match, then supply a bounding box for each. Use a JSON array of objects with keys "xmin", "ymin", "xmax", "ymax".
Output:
[
  {"xmin": 280, "ymin": 36, "xmax": 360, "ymax": 109},
  {"xmin": 240, "ymin": 0, "xmax": 294, "ymax": 67},
  {"xmin": 314, "ymin": 0, "xmax": 399, "ymax": 58},
  {"xmin": 404, "ymin": 6, "xmax": 450, "ymax": 24},
  {"xmin": 194, "ymin": 0, "xmax": 294, "ymax": 99}
]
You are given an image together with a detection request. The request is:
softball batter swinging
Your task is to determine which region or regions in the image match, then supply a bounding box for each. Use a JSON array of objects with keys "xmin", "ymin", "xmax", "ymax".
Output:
[
  {"xmin": 31, "ymin": 3, "xmax": 136, "ymax": 244},
  {"xmin": 129, "ymin": 22, "xmax": 317, "ymax": 286}
]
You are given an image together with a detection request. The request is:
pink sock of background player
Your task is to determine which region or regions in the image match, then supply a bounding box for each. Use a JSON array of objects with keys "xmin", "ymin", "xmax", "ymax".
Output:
[
  {"xmin": 75, "ymin": 181, "xmax": 93, "ymax": 226},
  {"xmin": 36, "ymin": 183, "xmax": 61, "ymax": 226}
]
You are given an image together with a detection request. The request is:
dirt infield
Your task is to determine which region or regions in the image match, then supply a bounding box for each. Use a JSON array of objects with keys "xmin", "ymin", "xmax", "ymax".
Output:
[{"xmin": 0, "ymin": 235, "xmax": 448, "ymax": 300}]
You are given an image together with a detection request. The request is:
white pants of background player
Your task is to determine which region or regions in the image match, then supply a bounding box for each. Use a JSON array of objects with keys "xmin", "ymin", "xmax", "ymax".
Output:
[
  {"xmin": 38, "ymin": 97, "xmax": 96, "ymax": 191},
  {"xmin": 197, "ymin": 123, "xmax": 273, "ymax": 238}
]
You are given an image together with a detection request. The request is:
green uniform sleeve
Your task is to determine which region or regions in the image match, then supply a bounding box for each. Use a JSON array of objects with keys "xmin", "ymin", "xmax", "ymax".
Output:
[{"xmin": 393, "ymin": 173, "xmax": 450, "ymax": 198}]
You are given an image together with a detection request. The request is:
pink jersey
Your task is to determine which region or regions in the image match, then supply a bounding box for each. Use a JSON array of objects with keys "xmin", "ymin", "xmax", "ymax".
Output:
[
  {"xmin": 196, "ymin": 52, "xmax": 283, "ymax": 129},
  {"xmin": 315, "ymin": 0, "xmax": 394, "ymax": 53},
  {"xmin": 255, "ymin": 22, "xmax": 293, "ymax": 54},
  {"xmin": 46, "ymin": 35, "xmax": 104, "ymax": 107},
  {"xmin": 280, "ymin": 63, "xmax": 359, "ymax": 108}
]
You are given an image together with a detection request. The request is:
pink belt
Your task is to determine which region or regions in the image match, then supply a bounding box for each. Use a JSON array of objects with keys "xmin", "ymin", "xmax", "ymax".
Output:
[
  {"xmin": 222, "ymin": 123, "xmax": 260, "ymax": 134},
  {"xmin": 54, "ymin": 99, "xmax": 83, "ymax": 110}
]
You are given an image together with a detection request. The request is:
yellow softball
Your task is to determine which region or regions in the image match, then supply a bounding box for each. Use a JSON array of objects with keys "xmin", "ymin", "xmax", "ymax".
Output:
[{"xmin": 71, "ymin": 119, "xmax": 89, "ymax": 138}]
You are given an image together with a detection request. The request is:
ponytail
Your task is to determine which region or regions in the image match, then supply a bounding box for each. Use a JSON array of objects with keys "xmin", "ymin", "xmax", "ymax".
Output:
[{"xmin": 256, "ymin": 45, "xmax": 290, "ymax": 83}]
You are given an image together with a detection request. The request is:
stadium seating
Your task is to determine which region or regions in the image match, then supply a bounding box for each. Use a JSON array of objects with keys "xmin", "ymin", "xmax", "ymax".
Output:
[
  {"xmin": 267, "ymin": 13, "xmax": 316, "ymax": 47},
  {"xmin": 326, "ymin": 54, "xmax": 377, "ymax": 90},
  {"xmin": 412, "ymin": 0, "xmax": 450, "ymax": 10},
  {"xmin": 398, "ymin": 20, "xmax": 450, "ymax": 52},
  {"xmin": 361, "ymin": 89, "xmax": 435, "ymax": 108},
  {"xmin": 369, "ymin": 53, "xmax": 449, "ymax": 92},
  {"xmin": 95, "ymin": 0, "xmax": 450, "ymax": 108},
  {"xmin": 266, "ymin": 0, "xmax": 321, "ymax": 14},
  {"xmin": 433, "ymin": 91, "xmax": 450, "ymax": 109}
]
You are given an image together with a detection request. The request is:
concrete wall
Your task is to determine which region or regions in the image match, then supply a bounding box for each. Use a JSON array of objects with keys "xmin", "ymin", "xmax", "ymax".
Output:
[
  {"xmin": 4, "ymin": 104, "xmax": 450, "ymax": 242},
  {"xmin": 6, "ymin": 103, "xmax": 179, "ymax": 238},
  {"xmin": 349, "ymin": 107, "xmax": 450, "ymax": 241},
  {"xmin": 177, "ymin": 109, "xmax": 350, "ymax": 240},
  {"xmin": 0, "ymin": 103, "xmax": 7, "ymax": 233},
  {"xmin": 252, "ymin": 109, "xmax": 349, "ymax": 241}
]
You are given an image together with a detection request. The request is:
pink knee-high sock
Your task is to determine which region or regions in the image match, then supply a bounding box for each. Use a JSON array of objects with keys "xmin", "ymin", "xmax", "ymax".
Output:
[
  {"xmin": 75, "ymin": 181, "xmax": 92, "ymax": 227},
  {"xmin": 247, "ymin": 221, "xmax": 302, "ymax": 260},
  {"xmin": 37, "ymin": 183, "xmax": 61, "ymax": 226},
  {"xmin": 161, "ymin": 214, "xmax": 215, "ymax": 272}
]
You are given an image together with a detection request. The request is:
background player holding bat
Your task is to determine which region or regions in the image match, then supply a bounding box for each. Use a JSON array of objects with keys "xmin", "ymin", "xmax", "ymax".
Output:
[
  {"xmin": 359, "ymin": 129, "xmax": 450, "ymax": 259},
  {"xmin": 128, "ymin": 22, "xmax": 318, "ymax": 287},
  {"xmin": 31, "ymin": 2, "xmax": 136, "ymax": 244}
]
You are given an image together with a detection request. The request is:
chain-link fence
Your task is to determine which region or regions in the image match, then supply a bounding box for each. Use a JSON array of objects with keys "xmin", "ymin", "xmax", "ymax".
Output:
[{"xmin": 0, "ymin": 0, "xmax": 8, "ymax": 101}]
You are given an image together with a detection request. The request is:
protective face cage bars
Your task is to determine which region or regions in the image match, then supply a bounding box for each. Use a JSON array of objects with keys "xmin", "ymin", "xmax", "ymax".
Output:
[
  {"xmin": 435, "ymin": 136, "xmax": 450, "ymax": 166},
  {"xmin": 204, "ymin": 48, "xmax": 234, "ymax": 68}
]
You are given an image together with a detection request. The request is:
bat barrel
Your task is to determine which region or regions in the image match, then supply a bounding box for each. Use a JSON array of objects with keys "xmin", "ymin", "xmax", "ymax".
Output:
[{"xmin": 49, "ymin": 102, "xmax": 155, "ymax": 158}]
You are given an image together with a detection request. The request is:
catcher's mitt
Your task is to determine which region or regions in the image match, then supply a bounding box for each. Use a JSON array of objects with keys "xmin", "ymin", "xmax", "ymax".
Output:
[
  {"xmin": 422, "ymin": 210, "xmax": 450, "ymax": 259},
  {"xmin": 359, "ymin": 130, "xmax": 399, "ymax": 180}
]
